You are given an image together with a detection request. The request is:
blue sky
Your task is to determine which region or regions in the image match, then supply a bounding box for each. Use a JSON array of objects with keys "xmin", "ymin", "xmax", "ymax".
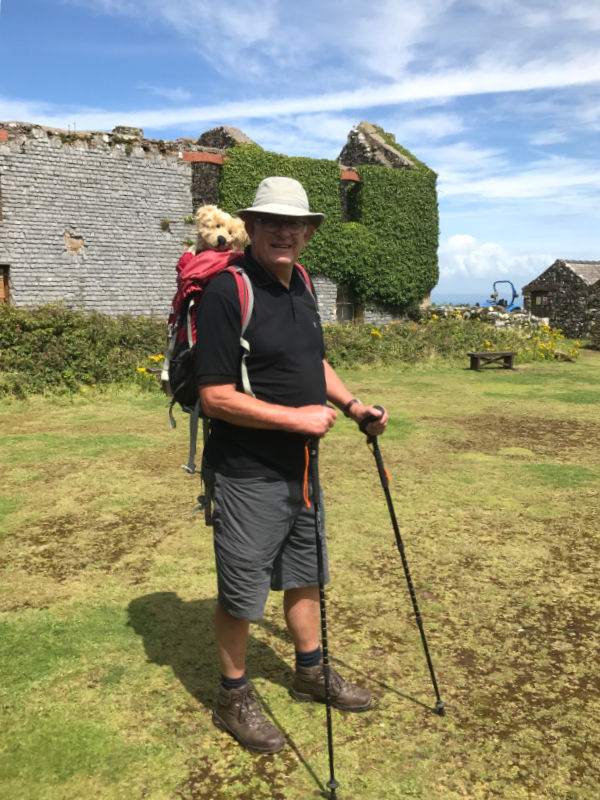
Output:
[{"xmin": 1, "ymin": 0, "xmax": 600, "ymax": 301}]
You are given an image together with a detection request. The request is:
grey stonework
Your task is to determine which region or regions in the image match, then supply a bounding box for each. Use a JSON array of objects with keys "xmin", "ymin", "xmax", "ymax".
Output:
[
  {"xmin": 337, "ymin": 121, "xmax": 414, "ymax": 170},
  {"xmin": 310, "ymin": 274, "xmax": 403, "ymax": 325},
  {"xmin": 196, "ymin": 126, "xmax": 254, "ymax": 149},
  {"xmin": 191, "ymin": 162, "xmax": 221, "ymax": 211},
  {"xmin": 591, "ymin": 310, "xmax": 600, "ymax": 350},
  {"xmin": 311, "ymin": 275, "xmax": 338, "ymax": 323},
  {"xmin": 363, "ymin": 307, "xmax": 403, "ymax": 325},
  {"xmin": 0, "ymin": 122, "xmax": 196, "ymax": 316},
  {"xmin": 522, "ymin": 260, "xmax": 600, "ymax": 337}
]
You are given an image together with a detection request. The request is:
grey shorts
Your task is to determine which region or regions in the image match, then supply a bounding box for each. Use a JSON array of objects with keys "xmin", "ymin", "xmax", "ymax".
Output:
[{"xmin": 208, "ymin": 472, "xmax": 329, "ymax": 621}]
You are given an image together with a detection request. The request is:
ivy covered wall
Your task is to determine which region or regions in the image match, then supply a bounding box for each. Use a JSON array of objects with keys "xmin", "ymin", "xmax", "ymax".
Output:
[{"xmin": 218, "ymin": 129, "xmax": 439, "ymax": 313}]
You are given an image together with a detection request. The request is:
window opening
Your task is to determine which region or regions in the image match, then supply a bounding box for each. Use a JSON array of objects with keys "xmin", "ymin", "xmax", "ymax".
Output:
[
  {"xmin": 531, "ymin": 291, "xmax": 551, "ymax": 315},
  {"xmin": 1, "ymin": 265, "xmax": 9, "ymax": 303}
]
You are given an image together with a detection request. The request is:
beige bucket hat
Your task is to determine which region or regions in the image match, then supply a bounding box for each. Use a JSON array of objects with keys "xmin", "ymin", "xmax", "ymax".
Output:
[{"xmin": 237, "ymin": 176, "xmax": 325, "ymax": 228}]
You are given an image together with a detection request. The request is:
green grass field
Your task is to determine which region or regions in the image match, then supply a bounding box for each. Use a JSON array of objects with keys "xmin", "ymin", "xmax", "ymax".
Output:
[{"xmin": 1, "ymin": 351, "xmax": 599, "ymax": 799}]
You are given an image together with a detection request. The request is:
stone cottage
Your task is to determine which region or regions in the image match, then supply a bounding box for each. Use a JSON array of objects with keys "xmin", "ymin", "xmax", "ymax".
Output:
[
  {"xmin": 0, "ymin": 121, "xmax": 436, "ymax": 324},
  {"xmin": 521, "ymin": 259, "xmax": 600, "ymax": 337}
]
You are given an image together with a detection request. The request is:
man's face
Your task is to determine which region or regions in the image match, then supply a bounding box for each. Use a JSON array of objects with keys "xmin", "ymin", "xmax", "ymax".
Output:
[{"xmin": 245, "ymin": 216, "xmax": 314, "ymax": 274}]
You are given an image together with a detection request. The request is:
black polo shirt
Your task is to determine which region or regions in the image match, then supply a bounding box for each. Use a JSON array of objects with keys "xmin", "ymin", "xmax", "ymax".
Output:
[{"xmin": 195, "ymin": 248, "xmax": 326, "ymax": 479}]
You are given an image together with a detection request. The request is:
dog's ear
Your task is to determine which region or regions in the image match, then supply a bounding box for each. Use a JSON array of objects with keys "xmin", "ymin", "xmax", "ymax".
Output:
[
  {"xmin": 230, "ymin": 217, "xmax": 249, "ymax": 250},
  {"xmin": 194, "ymin": 205, "xmax": 218, "ymax": 228}
]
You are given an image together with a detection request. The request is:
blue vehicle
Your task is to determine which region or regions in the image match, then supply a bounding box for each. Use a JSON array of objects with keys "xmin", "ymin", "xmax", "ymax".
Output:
[{"xmin": 482, "ymin": 280, "xmax": 521, "ymax": 312}]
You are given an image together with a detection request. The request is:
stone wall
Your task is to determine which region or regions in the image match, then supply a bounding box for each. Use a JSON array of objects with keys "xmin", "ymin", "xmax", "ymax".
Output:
[
  {"xmin": 591, "ymin": 310, "xmax": 600, "ymax": 350},
  {"xmin": 337, "ymin": 121, "xmax": 414, "ymax": 170},
  {"xmin": 311, "ymin": 275, "xmax": 403, "ymax": 325},
  {"xmin": 0, "ymin": 123, "xmax": 195, "ymax": 316},
  {"xmin": 311, "ymin": 275, "xmax": 338, "ymax": 323},
  {"xmin": 363, "ymin": 307, "xmax": 402, "ymax": 325},
  {"xmin": 522, "ymin": 260, "xmax": 600, "ymax": 337}
]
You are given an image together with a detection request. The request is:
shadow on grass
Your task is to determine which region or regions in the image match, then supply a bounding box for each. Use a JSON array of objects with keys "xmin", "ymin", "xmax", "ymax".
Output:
[
  {"xmin": 128, "ymin": 592, "xmax": 295, "ymax": 707},
  {"xmin": 127, "ymin": 592, "xmax": 328, "ymax": 797},
  {"xmin": 258, "ymin": 616, "xmax": 439, "ymax": 714}
]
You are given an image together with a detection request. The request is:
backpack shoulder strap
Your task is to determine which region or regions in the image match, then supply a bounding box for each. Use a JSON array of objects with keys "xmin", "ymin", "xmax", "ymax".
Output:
[
  {"xmin": 225, "ymin": 266, "xmax": 254, "ymax": 335},
  {"xmin": 294, "ymin": 263, "xmax": 317, "ymax": 308},
  {"xmin": 294, "ymin": 262, "xmax": 313, "ymax": 293},
  {"xmin": 225, "ymin": 266, "xmax": 255, "ymax": 397}
]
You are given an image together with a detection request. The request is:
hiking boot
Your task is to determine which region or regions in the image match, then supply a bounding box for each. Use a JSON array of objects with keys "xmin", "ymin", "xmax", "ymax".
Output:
[
  {"xmin": 290, "ymin": 661, "xmax": 372, "ymax": 712},
  {"xmin": 212, "ymin": 682, "xmax": 285, "ymax": 754}
]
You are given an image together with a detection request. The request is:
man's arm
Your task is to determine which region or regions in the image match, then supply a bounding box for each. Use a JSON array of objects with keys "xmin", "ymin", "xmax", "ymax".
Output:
[
  {"xmin": 199, "ymin": 383, "xmax": 336, "ymax": 438},
  {"xmin": 323, "ymin": 360, "xmax": 388, "ymax": 436}
]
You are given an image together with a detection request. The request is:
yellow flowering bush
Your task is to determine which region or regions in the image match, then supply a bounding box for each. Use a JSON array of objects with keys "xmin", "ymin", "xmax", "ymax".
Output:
[
  {"xmin": 323, "ymin": 315, "xmax": 581, "ymax": 367},
  {"xmin": 134, "ymin": 354, "xmax": 165, "ymax": 390}
]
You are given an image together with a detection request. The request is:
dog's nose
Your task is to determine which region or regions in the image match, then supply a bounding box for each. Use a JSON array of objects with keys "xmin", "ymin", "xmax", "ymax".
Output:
[{"xmin": 217, "ymin": 235, "xmax": 226, "ymax": 246}]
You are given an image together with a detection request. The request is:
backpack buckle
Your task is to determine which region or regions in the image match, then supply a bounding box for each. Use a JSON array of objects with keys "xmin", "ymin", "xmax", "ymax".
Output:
[{"xmin": 192, "ymin": 494, "xmax": 213, "ymax": 525}]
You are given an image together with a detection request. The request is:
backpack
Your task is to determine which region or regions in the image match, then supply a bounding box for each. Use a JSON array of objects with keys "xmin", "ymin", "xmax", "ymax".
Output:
[
  {"xmin": 161, "ymin": 249, "xmax": 314, "ymax": 486},
  {"xmin": 161, "ymin": 249, "xmax": 253, "ymax": 478}
]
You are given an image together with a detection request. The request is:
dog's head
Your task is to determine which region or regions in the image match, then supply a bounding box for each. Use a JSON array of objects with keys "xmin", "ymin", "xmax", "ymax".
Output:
[{"xmin": 195, "ymin": 205, "xmax": 249, "ymax": 252}]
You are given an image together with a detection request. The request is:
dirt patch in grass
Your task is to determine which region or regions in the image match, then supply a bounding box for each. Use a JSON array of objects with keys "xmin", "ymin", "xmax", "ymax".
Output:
[
  {"xmin": 0, "ymin": 508, "xmax": 167, "ymax": 582},
  {"xmin": 425, "ymin": 414, "xmax": 600, "ymax": 460},
  {"xmin": 175, "ymin": 749, "xmax": 298, "ymax": 800}
]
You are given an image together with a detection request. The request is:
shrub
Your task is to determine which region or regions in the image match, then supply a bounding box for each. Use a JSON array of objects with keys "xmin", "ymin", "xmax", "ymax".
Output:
[
  {"xmin": 0, "ymin": 303, "xmax": 165, "ymax": 397},
  {"xmin": 323, "ymin": 315, "xmax": 580, "ymax": 368}
]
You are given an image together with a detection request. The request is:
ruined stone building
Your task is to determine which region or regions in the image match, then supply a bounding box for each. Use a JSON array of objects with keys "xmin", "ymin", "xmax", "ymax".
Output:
[
  {"xmin": 522, "ymin": 259, "xmax": 600, "ymax": 337},
  {"xmin": 0, "ymin": 121, "xmax": 434, "ymax": 323}
]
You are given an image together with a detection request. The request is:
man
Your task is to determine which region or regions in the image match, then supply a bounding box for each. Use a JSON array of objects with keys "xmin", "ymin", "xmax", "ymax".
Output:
[{"xmin": 195, "ymin": 176, "xmax": 388, "ymax": 753}]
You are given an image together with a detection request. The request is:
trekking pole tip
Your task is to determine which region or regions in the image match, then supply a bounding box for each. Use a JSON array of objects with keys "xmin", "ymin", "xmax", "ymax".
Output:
[
  {"xmin": 434, "ymin": 700, "xmax": 446, "ymax": 717},
  {"xmin": 327, "ymin": 779, "xmax": 340, "ymax": 799}
]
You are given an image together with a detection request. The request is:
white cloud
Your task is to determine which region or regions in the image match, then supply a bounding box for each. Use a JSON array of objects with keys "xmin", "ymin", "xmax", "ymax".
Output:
[
  {"xmin": 395, "ymin": 113, "xmax": 465, "ymax": 140},
  {"xmin": 577, "ymin": 99, "xmax": 600, "ymax": 128},
  {"xmin": 564, "ymin": 3, "xmax": 600, "ymax": 29},
  {"xmin": 346, "ymin": 0, "xmax": 453, "ymax": 80},
  {"xmin": 423, "ymin": 142, "xmax": 507, "ymax": 176},
  {"xmin": 439, "ymin": 234, "xmax": 552, "ymax": 285},
  {"xmin": 242, "ymin": 114, "xmax": 360, "ymax": 157},
  {"xmin": 529, "ymin": 130, "xmax": 569, "ymax": 146},
  {"xmin": 439, "ymin": 155, "xmax": 600, "ymax": 202},
  {"xmin": 137, "ymin": 84, "xmax": 192, "ymax": 103}
]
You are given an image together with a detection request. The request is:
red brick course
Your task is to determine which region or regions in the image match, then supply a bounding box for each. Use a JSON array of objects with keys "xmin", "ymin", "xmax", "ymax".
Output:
[{"xmin": 182, "ymin": 152, "xmax": 224, "ymax": 164}]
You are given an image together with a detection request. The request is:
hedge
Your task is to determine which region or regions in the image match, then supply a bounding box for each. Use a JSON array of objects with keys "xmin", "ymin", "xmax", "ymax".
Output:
[{"xmin": 0, "ymin": 303, "xmax": 165, "ymax": 397}]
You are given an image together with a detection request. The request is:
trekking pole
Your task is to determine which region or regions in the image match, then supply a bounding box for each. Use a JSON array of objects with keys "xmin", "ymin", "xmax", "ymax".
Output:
[
  {"xmin": 360, "ymin": 408, "xmax": 446, "ymax": 717},
  {"xmin": 308, "ymin": 438, "xmax": 340, "ymax": 800}
]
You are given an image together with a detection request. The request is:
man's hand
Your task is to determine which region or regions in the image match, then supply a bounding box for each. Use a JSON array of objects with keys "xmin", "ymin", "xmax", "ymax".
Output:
[
  {"xmin": 292, "ymin": 404, "xmax": 337, "ymax": 436},
  {"xmin": 351, "ymin": 403, "xmax": 388, "ymax": 436}
]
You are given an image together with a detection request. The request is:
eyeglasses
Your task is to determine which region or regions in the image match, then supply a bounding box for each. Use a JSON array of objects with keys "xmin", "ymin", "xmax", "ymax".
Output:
[{"xmin": 254, "ymin": 216, "xmax": 307, "ymax": 232}]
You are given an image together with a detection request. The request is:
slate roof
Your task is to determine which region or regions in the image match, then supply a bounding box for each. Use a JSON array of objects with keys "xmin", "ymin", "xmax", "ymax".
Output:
[
  {"xmin": 522, "ymin": 259, "xmax": 600, "ymax": 292},
  {"xmin": 563, "ymin": 260, "xmax": 600, "ymax": 285}
]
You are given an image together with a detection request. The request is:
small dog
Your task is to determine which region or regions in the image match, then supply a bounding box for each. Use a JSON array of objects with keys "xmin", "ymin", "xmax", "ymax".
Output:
[{"xmin": 194, "ymin": 205, "xmax": 248, "ymax": 253}]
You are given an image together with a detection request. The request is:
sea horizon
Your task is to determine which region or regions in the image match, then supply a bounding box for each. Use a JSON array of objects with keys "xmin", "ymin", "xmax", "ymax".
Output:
[{"xmin": 429, "ymin": 291, "xmax": 487, "ymax": 306}]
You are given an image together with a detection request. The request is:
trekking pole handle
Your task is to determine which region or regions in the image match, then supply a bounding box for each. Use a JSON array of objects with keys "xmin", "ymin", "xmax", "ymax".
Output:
[{"xmin": 358, "ymin": 405, "xmax": 386, "ymax": 436}]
